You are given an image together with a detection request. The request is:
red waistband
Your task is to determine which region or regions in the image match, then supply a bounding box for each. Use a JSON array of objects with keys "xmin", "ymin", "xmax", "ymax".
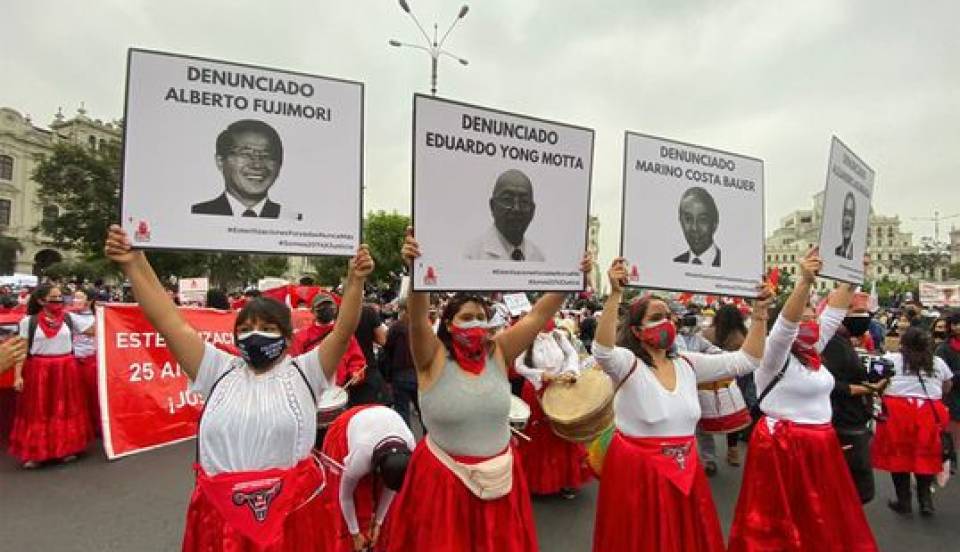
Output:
[
  {"xmin": 29, "ymin": 353, "xmax": 74, "ymax": 360},
  {"xmin": 760, "ymin": 416, "xmax": 832, "ymax": 431},
  {"xmin": 616, "ymin": 432, "xmax": 695, "ymax": 449},
  {"xmin": 194, "ymin": 456, "xmax": 317, "ymax": 480}
]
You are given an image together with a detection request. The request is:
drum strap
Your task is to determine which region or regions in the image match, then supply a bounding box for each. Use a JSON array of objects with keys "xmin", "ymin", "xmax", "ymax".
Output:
[{"xmin": 615, "ymin": 358, "xmax": 639, "ymax": 393}]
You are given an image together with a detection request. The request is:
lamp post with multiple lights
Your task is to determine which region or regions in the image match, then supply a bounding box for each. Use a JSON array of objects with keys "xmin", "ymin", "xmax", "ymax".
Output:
[{"xmin": 388, "ymin": 1, "xmax": 469, "ymax": 96}]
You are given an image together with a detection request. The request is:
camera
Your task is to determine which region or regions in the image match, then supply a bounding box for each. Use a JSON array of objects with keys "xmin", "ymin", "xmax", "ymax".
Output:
[
  {"xmin": 680, "ymin": 314, "xmax": 699, "ymax": 328},
  {"xmin": 858, "ymin": 352, "xmax": 894, "ymax": 383}
]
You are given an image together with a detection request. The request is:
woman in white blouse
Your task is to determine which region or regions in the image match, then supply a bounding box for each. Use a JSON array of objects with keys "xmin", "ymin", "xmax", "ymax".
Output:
[
  {"xmin": 590, "ymin": 258, "xmax": 772, "ymax": 552},
  {"xmin": 728, "ymin": 250, "xmax": 878, "ymax": 552},
  {"xmin": 514, "ymin": 323, "xmax": 591, "ymax": 498},
  {"xmin": 872, "ymin": 326, "xmax": 953, "ymax": 516},
  {"xmin": 105, "ymin": 225, "xmax": 372, "ymax": 551}
]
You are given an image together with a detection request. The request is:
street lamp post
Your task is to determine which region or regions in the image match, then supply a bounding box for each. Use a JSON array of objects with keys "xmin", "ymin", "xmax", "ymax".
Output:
[{"xmin": 389, "ymin": 1, "xmax": 470, "ymax": 96}]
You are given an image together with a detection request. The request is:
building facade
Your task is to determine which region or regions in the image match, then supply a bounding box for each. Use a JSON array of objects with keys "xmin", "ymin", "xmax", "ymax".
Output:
[
  {"xmin": 587, "ymin": 214, "xmax": 601, "ymax": 293},
  {"xmin": 765, "ymin": 192, "xmax": 920, "ymax": 290},
  {"xmin": 0, "ymin": 105, "xmax": 121, "ymax": 275},
  {"xmin": 950, "ymin": 226, "xmax": 960, "ymax": 266}
]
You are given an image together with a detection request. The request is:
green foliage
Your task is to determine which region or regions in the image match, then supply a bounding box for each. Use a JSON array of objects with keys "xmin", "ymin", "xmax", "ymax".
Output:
[
  {"xmin": 949, "ymin": 263, "xmax": 960, "ymax": 280},
  {"xmin": 364, "ymin": 211, "xmax": 410, "ymax": 285},
  {"xmin": 307, "ymin": 257, "xmax": 350, "ymax": 287},
  {"xmin": 42, "ymin": 259, "xmax": 118, "ymax": 282}
]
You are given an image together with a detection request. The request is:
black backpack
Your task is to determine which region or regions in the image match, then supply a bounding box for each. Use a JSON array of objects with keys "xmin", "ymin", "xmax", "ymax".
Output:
[{"xmin": 27, "ymin": 314, "xmax": 77, "ymax": 353}]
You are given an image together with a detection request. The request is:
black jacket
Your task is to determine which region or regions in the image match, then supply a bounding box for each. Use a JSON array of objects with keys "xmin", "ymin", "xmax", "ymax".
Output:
[
  {"xmin": 936, "ymin": 341, "xmax": 960, "ymax": 420},
  {"xmin": 673, "ymin": 248, "xmax": 722, "ymax": 267},
  {"xmin": 823, "ymin": 334, "xmax": 873, "ymax": 430},
  {"xmin": 191, "ymin": 193, "xmax": 281, "ymax": 218}
]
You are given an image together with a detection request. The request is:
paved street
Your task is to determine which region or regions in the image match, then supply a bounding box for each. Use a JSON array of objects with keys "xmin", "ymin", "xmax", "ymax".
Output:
[{"xmin": 2, "ymin": 435, "xmax": 959, "ymax": 551}]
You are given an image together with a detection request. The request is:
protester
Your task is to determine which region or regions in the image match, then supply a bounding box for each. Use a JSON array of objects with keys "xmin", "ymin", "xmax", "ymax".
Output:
[
  {"xmin": 104, "ymin": 224, "xmax": 372, "ymax": 551},
  {"xmin": 205, "ymin": 288, "xmax": 231, "ymax": 310},
  {"xmin": 320, "ymin": 405, "xmax": 414, "ymax": 552},
  {"xmin": 579, "ymin": 309, "xmax": 597, "ymax": 353},
  {"xmin": 71, "ymin": 287, "xmax": 100, "ymax": 435},
  {"xmin": 728, "ymin": 250, "xmax": 877, "ymax": 552},
  {"xmin": 351, "ymin": 303, "xmax": 391, "ymax": 406},
  {"xmin": 872, "ymin": 326, "xmax": 953, "ymax": 516},
  {"xmin": 381, "ymin": 305, "xmax": 419, "ymax": 428},
  {"xmin": 514, "ymin": 323, "xmax": 591, "ymax": 498},
  {"xmin": 932, "ymin": 315, "xmax": 949, "ymax": 348},
  {"xmin": 9, "ymin": 284, "xmax": 96, "ymax": 468},
  {"xmin": 591, "ymin": 258, "xmax": 772, "ymax": 552},
  {"xmin": 702, "ymin": 303, "xmax": 753, "ymax": 467},
  {"xmin": 386, "ymin": 228, "xmax": 589, "ymax": 552},
  {"xmin": 936, "ymin": 312, "xmax": 960, "ymax": 461}
]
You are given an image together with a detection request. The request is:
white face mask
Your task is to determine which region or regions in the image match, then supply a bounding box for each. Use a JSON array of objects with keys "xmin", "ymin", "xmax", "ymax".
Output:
[
  {"xmin": 453, "ymin": 319, "xmax": 491, "ymax": 330},
  {"xmin": 237, "ymin": 330, "xmax": 283, "ymax": 340}
]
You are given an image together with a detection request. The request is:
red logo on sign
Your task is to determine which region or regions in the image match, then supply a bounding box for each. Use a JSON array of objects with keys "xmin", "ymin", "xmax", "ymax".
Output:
[
  {"xmin": 629, "ymin": 265, "xmax": 640, "ymax": 282},
  {"xmin": 423, "ymin": 266, "xmax": 438, "ymax": 286},
  {"xmin": 134, "ymin": 220, "xmax": 151, "ymax": 242}
]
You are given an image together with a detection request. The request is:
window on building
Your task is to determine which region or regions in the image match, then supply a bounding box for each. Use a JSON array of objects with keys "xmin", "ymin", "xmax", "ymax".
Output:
[
  {"xmin": 790, "ymin": 266, "xmax": 796, "ymax": 275},
  {"xmin": 888, "ymin": 240, "xmax": 893, "ymax": 247},
  {"xmin": 775, "ymin": 254, "xmax": 780, "ymax": 262},
  {"xmin": 887, "ymin": 227, "xmax": 894, "ymax": 237},
  {"xmin": 0, "ymin": 155, "xmax": 12, "ymax": 181},
  {"xmin": 87, "ymin": 135, "xmax": 97, "ymax": 150},
  {"xmin": 800, "ymin": 216, "xmax": 812, "ymax": 224},
  {"xmin": 42, "ymin": 205, "xmax": 59, "ymax": 225},
  {"xmin": 0, "ymin": 199, "xmax": 10, "ymax": 226},
  {"xmin": 877, "ymin": 266, "xmax": 883, "ymax": 275}
]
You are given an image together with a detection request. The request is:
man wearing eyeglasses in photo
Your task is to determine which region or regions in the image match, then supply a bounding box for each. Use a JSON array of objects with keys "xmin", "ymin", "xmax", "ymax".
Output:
[
  {"xmin": 464, "ymin": 168, "xmax": 545, "ymax": 262},
  {"xmin": 191, "ymin": 119, "xmax": 300, "ymax": 220}
]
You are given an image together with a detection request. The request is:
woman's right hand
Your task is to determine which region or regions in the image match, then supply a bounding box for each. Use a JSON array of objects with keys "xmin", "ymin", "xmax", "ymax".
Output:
[
  {"xmin": 401, "ymin": 226, "xmax": 420, "ymax": 268},
  {"xmin": 13, "ymin": 374, "xmax": 23, "ymax": 392},
  {"xmin": 608, "ymin": 257, "xmax": 628, "ymax": 293},
  {"xmin": 798, "ymin": 247, "xmax": 822, "ymax": 285},
  {"xmin": 104, "ymin": 225, "xmax": 140, "ymax": 265}
]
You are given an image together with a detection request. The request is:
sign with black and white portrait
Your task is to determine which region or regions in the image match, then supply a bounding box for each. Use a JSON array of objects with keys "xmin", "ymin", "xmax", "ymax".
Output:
[
  {"xmin": 621, "ymin": 132, "xmax": 764, "ymax": 298},
  {"xmin": 817, "ymin": 137, "xmax": 875, "ymax": 284},
  {"xmin": 120, "ymin": 49, "xmax": 363, "ymax": 256},
  {"xmin": 412, "ymin": 95, "xmax": 594, "ymax": 291}
]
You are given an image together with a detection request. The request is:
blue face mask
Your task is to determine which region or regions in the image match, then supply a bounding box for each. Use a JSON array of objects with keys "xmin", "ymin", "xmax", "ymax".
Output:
[{"xmin": 236, "ymin": 331, "xmax": 286, "ymax": 370}]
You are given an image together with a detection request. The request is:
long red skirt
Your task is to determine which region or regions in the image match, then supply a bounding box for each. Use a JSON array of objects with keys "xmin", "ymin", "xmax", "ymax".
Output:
[
  {"xmin": 593, "ymin": 432, "xmax": 724, "ymax": 552},
  {"xmin": 8, "ymin": 354, "xmax": 93, "ymax": 463},
  {"xmin": 75, "ymin": 355, "xmax": 101, "ymax": 436},
  {"xmin": 321, "ymin": 405, "xmax": 391, "ymax": 552},
  {"xmin": 386, "ymin": 441, "xmax": 538, "ymax": 552},
  {"xmin": 517, "ymin": 381, "xmax": 592, "ymax": 494},
  {"xmin": 182, "ymin": 460, "xmax": 331, "ymax": 551},
  {"xmin": 872, "ymin": 396, "xmax": 948, "ymax": 475},
  {"xmin": 728, "ymin": 418, "xmax": 878, "ymax": 552}
]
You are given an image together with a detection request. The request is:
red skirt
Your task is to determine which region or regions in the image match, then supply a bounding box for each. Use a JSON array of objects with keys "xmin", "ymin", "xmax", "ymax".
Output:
[
  {"xmin": 75, "ymin": 355, "xmax": 101, "ymax": 436},
  {"xmin": 182, "ymin": 459, "xmax": 331, "ymax": 551},
  {"xmin": 872, "ymin": 396, "xmax": 948, "ymax": 475},
  {"xmin": 728, "ymin": 418, "xmax": 878, "ymax": 552},
  {"xmin": 593, "ymin": 432, "xmax": 724, "ymax": 552},
  {"xmin": 517, "ymin": 381, "xmax": 592, "ymax": 494},
  {"xmin": 8, "ymin": 354, "xmax": 93, "ymax": 463},
  {"xmin": 386, "ymin": 440, "xmax": 538, "ymax": 552},
  {"xmin": 321, "ymin": 405, "xmax": 391, "ymax": 552}
]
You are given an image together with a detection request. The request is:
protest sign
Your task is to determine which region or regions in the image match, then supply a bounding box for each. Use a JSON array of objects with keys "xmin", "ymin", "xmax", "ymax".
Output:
[
  {"xmin": 920, "ymin": 281, "xmax": 960, "ymax": 308},
  {"xmin": 621, "ymin": 132, "xmax": 765, "ymax": 297},
  {"xmin": 121, "ymin": 49, "xmax": 363, "ymax": 256},
  {"xmin": 818, "ymin": 137, "xmax": 875, "ymax": 283},
  {"xmin": 411, "ymin": 95, "xmax": 593, "ymax": 291},
  {"xmin": 97, "ymin": 303, "xmax": 237, "ymax": 459},
  {"xmin": 503, "ymin": 292, "xmax": 533, "ymax": 316},
  {"xmin": 178, "ymin": 277, "xmax": 209, "ymax": 306}
]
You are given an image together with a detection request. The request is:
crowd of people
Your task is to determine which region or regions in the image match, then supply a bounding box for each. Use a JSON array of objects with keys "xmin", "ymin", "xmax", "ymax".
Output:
[{"xmin": 1, "ymin": 229, "xmax": 958, "ymax": 552}]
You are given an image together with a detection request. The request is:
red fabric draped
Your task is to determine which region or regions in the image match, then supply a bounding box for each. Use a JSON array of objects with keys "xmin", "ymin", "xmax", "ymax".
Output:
[
  {"xmin": 290, "ymin": 324, "xmax": 367, "ymax": 387},
  {"xmin": 872, "ymin": 396, "xmax": 948, "ymax": 475}
]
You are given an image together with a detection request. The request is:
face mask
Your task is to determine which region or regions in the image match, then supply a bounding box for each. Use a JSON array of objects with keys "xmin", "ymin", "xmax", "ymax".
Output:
[
  {"xmin": 44, "ymin": 301, "xmax": 65, "ymax": 316},
  {"xmin": 237, "ymin": 331, "xmax": 286, "ymax": 370},
  {"xmin": 448, "ymin": 320, "xmax": 489, "ymax": 374},
  {"xmin": 314, "ymin": 305, "xmax": 336, "ymax": 324},
  {"xmin": 933, "ymin": 330, "xmax": 947, "ymax": 340},
  {"xmin": 842, "ymin": 315, "xmax": 871, "ymax": 337},
  {"xmin": 632, "ymin": 319, "xmax": 676, "ymax": 350},
  {"xmin": 791, "ymin": 320, "xmax": 822, "ymax": 370}
]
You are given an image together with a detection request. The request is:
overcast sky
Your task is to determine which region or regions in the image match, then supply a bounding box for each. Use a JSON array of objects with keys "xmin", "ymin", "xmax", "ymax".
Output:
[{"xmin": 4, "ymin": 0, "xmax": 958, "ymax": 267}]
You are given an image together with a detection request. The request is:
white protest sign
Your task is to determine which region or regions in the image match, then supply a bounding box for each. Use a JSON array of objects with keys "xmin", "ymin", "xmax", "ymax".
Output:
[
  {"xmin": 258, "ymin": 277, "xmax": 289, "ymax": 291},
  {"xmin": 411, "ymin": 95, "xmax": 593, "ymax": 291},
  {"xmin": 121, "ymin": 49, "xmax": 363, "ymax": 256},
  {"xmin": 817, "ymin": 137, "xmax": 875, "ymax": 284},
  {"xmin": 503, "ymin": 293, "xmax": 533, "ymax": 316},
  {"xmin": 621, "ymin": 132, "xmax": 764, "ymax": 298},
  {"xmin": 919, "ymin": 281, "xmax": 960, "ymax": 308},
  {"xmin": 178, "ymin": 277, "xmax": 208, "ymax": 305}
]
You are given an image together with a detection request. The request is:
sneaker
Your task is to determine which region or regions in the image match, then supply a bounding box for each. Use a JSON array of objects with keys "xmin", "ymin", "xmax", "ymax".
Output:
[
  {"xmin": 560, "ymin": 488, "xmax": 577, "ymax": 500},
  {"xmin": 726, "ymin": 446, "xmax": 741, "ymax": 467},
  {"xmin": 62, "ymin": 455, "xmax": 78, "ymax": 464},
  {"xmin": 22, "ymin": 461, "xmax": 40, "ymax": 470},
  {"xmin": 704, "ymin": 460, "xmax": 718, "ymax": 477}
]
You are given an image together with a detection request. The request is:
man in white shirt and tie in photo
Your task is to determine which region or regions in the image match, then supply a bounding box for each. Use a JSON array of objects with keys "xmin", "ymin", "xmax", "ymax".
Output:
[
  {"xmin": 673, "ymin": 186, "xmax": 721, "ymax": 268},
  {"xmin": 464, "ymin": 169, "xmax": 546, "ymax": 262}
]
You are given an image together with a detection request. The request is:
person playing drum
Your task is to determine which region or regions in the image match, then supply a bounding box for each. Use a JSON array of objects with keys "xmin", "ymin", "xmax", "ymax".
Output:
[
  {"xmin": 104, "ymin": 225, "xmax": 372, "ymax": 551},
  {"xmin": 514, "ymin": 320, "xmax": 592, "ymax": 498},
  {"xmin": 591, "ymin": 257, "xmax": 774, "ymax": 552},
  {"xmin": 320, "ymin": 405, "xmax": 414, "ymax": 552},
  {"xmin": 386, "ymin": 228, "xmax": 591, "ymax": 552}
]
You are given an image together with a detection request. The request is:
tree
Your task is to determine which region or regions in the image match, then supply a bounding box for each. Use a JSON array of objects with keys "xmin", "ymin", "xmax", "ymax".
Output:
[
  {"xmin": 363, "ymin": 211, "xmax": 410, "ymax": 287},
  {"xmin": 949, "ymin": 263, "xmax": 960, "ymax": 280}
]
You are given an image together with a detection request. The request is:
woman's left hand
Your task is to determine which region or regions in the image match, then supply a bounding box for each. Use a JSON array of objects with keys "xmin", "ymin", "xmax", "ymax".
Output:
[{"xmin": 349, "ymin": 245, "xmax": 374, "ymax": 281}]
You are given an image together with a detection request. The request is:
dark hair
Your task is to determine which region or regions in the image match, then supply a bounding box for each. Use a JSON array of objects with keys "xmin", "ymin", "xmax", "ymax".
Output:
[
  {"xmin": 77, "ymin": 286, "xmax": 98, "ymax": 311},
  {"xmin": 206, "ymin": 288, "xmax": 230, "ymax": 310},
  {"xmin": 235, "ymin": 297, "xmax": 293, "ymax": 338},
  {"xmin": 372, "ymin": 438, "xmax": 411, "ymax": 492},
  {"xmin": 616, "ymin": 295, "xmax": 676, "ymax": 367},
  {"xmin": 948, "ymin": 312, "xmax": 960, "ymax": 327},
  {"xmin": 899, "ymin": 326, "xmax": 934, "ymax": 377},
  {"xmin": 678, "ymin": 186, "xmax": 719, "ymax": 223},
  {"xmin": 436, "ymin": 294, "xmax": 491, "ymax": 355},
  {"xmin": 713, "ymin": 304, "xmax": 747, "ymax": 351},
  {"xmin": 216, "ymin": 119, "xmax": 283, "ymax": 164},
  {"xmin": 27, "ymin": 284, "xmax": 59, "ymax": 315}
]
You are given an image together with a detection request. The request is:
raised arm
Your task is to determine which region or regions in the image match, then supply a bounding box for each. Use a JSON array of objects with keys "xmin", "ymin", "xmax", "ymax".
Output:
[
  {"xmin": 105, "ymin": 225, "xmax": 205, "ymax": 380},
  {"xmin": 690, "ymin": 284, "xmax": 773, "ymax": 383},
  {"xmin": 318, "ymin": 245, "xmax": 373, "ymax": 382},
  {"xmin": 401, "ymin": 228, "xmax": 442, "ymax": 371},
  {"xmin": 595, "ymin": 257, "xmax": 626, "ymax": 350},
  {"xmin": 761, "ymin": 249, "xmax": 820, "ymax": 375}
]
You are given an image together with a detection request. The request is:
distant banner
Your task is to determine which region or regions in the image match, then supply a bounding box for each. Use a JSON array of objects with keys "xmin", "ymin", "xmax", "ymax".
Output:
[
  {"xmin": 919, "ymin": 281, "xmax": 960, "ymax": 308},
  {"xmin": 97, "ymin": 304, "xmax": 237, "ymax": 460}
]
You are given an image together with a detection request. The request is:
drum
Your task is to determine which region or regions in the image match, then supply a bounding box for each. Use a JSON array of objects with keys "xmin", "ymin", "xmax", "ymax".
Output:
[
  {"xmin": 508, "ymin": 395, "xmax": 531, "ymax": 431},
  {"xmin": 541, "ymin": 367, "xmax": 614, "ymax": 443},
  {"xmin": 697, "ymin": 379, "xmax": 750, "ymax": 434},
  {"xmin": 316, "ymin": 386, "xmax": 348, "ymax": 427}
]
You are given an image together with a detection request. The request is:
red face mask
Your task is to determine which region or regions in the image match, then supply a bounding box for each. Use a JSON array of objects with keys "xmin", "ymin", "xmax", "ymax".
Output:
[
  {"xmin": 44, "ymin": 301, "xmax": 65, "ymax": 316},
  {"xmin": 791, "ymin": 320, "xmax": 822, "ymax": 370},
  {"xmin": 449, "ymin": 322, "xmax": 488, "ymax": 375},
  {"xmin": 632, "ymin": 319, "xmax": 677, "ymax": 351}
]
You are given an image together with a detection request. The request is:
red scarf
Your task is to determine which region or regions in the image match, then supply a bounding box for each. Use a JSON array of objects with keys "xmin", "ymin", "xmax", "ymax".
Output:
[
  {"xmin": 449, "ymin": 325, "xmax": 489, "ymax": 375},
  {"xmin": 950, "ymin": 336, "xmax": 960, "ymax": 353},
  {"xmin": 791, "ymin": 320, "xmax": 821, "ymax": 370},
  {"xmin": 38, "ymin": 304, "xmax": 67, "ymax": 339}
]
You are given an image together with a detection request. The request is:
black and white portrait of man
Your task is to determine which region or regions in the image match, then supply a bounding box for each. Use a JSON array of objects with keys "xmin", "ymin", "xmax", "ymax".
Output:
[
  {"xmin": 191, "ymin": 119, "xmax": 299, "ymax": 220},
  {"xmin": 673, "ymin": 186, "xmax": 721, "ymax": 267},
  {"xmin": 834, "ymin": 192, "xmax": 856, "ymax": 260},
  {"xmin": 464, "ymin": 169, "xmax": 545, "ymax": 262}
]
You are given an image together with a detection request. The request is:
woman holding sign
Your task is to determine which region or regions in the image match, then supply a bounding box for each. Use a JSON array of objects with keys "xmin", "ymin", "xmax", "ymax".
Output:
[
  {"xmin": 104, "ymin": 225, "xmax": 372, "ymax": 552},
  {"xmin": 728, "ymin": 250, "xmax": 877, "ymax": 552},
  {"xmin": 591, "ymin": 258, "xmax": 774, "ymax": 552},
  {"xmin": 387, "ymin": 228, "xmax": 591, "ymax": 552}
]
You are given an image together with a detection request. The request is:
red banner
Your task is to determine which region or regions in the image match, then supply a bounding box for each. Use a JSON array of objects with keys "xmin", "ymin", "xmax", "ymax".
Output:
[{"xmin": 98, "ymin": 304, "xmax": 237, "ymax": 459}]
